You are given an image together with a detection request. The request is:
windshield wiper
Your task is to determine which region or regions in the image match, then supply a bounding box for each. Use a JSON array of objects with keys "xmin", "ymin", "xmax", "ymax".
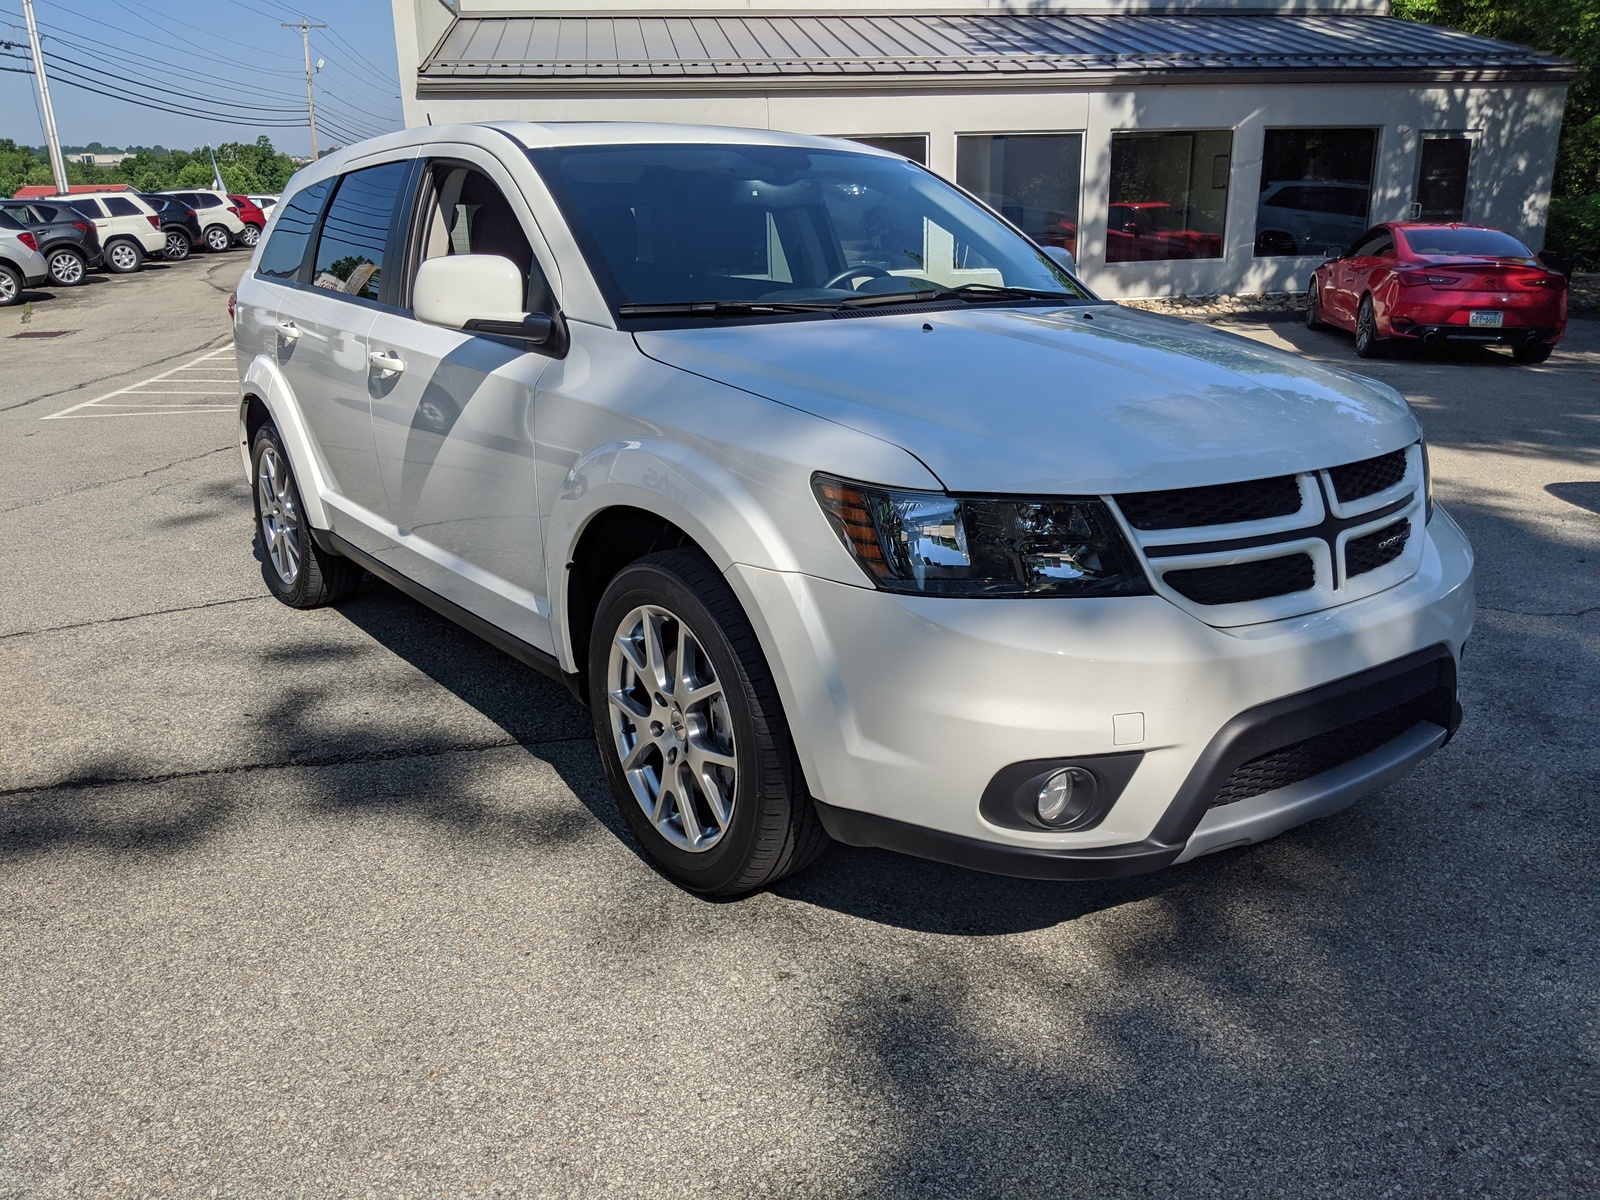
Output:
[
  {"xmin": 839, "ymin": 283, "xmax": 1083, "ymax": 308},
  {"xmin": 617, "ymin": 300, "xmax": 842, "ymax": 318}
]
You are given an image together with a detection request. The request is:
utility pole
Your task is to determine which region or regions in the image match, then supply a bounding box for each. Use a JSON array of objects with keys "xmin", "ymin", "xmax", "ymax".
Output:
[
  {"xmin": 21, "ymin": 0, "xmax": 69, "ymax": 195},
  {"xmin": 283, "ymin": 18, "xmax": 328, "ymax": 160}
]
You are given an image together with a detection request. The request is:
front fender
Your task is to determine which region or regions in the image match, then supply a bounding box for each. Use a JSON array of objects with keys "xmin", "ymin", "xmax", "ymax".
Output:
[{"xmin": 239, "ymin": 353, "xmax": 333, "ymax": 532}]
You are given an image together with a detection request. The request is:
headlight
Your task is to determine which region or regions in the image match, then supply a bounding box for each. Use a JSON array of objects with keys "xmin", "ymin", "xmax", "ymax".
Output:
[{"xmin": 813, "ymin": 475, "xmax": 1151, "ymax": 597}]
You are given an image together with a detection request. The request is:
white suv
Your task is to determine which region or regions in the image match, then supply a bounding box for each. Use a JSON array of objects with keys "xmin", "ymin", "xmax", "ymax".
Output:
[
  {"xmin": 161, "ymin": 189, "xmax": 248, "ymax": 251},
  {"xmin": 57, "ymin": 191, "xmax": 166, "ymax": 273},
  {"xmin": 232, "ymin": 124, "xmax": 1475, "ymax": 896}
]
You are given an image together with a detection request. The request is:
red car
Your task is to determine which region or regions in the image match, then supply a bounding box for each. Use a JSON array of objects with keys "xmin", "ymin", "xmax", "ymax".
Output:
[
  {"xmin": 1305, "ymin": 222, "xmax": 1567, "ymax": 363},
  {"xmin": 227, "ymin": 194, "xmax": 267, "ymax": 246}
]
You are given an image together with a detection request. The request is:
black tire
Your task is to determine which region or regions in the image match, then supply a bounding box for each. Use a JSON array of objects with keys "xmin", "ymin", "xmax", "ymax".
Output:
[
  {"xmin": 1304, "ymin": 278, "xmax": 1326, "ymax": 330},
  {"xmin": 0, "ymin": 262, "xmax": 22, "ymax": 307},
  {"xmin": 1513, "ymin": 342, "xmax": 1554, "ymax": 365},
  {"xmin": 104, "ymin": 238, "xmax": 143, "ymax": 274},
  {"xmin": 1354, "ymin": 295, "xmax": 1385, "ymax": 359},
  {"xmin": 588, "ymin": 549, "xmax": 828, "ymax": 896},
  {"xmin": 240, "ymin": 223, "xmax": 261, "ymax": 247},
  {"xmin": 47, "ymin": 247, "xmax": 86, "ymax": 286},
  {"xmin": 250, "ymin": 423, "xmax": 362, "ymax": 608},
  {"xmin": 203, "ymin": 224, "xmax": 232, "ymax": 253},
  {"xmin": 163, "ymin": 229, "xmax": 191, "ymax": 261}
]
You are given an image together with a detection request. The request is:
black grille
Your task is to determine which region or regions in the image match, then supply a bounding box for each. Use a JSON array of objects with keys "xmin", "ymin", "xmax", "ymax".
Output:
[
  {"xmin": 1346, "ymin": 519, "xmax": 1410, "ymax": 578},
  {"xmin": 1163, "ymin": 553, "xmax": 1314, "ymax": 605},
  {"xmin": 1115, "ymin": 475, "xmax": 1301, "ymax": 531},
  {"xmin": 1210, "ymin": 694, "xmax": 1438, "ymax": 807},
  {"xmin": 1328, "ymin": 449, "xmax": 1406, "ymax": 503}
]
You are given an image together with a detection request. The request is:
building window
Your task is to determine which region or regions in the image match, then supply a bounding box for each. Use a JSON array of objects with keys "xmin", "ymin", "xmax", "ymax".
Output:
[
  {"xmin": 843, "ymin": 136, "xmax": 927, "ymax": 165},
  {"xmin": 955, "ymin": 133, "xmax": 1082, "ymax": 255},
  {"xmin": 1254, "ymin": 128, "xmax": 1378, "ymax": 257},
  {"xmin": 1107, "ymin": 130, "xmax": 1232, "ymax": 262}
]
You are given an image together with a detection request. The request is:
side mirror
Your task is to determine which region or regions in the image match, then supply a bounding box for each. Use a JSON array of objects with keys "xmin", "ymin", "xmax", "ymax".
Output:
[
  {"xmin": 1123, "ymin": 222, "xmax": 1143, "ymax": 236},
  {"xmin": 414, "ymin": 254, "xmax": 552, "ymax": 344},
  {"xmin": 1042, "ymin": 245, "xmax": 1076, "ymax": 274},
  {"xmin": 1325, "ymin": 246, "xmax": 1344, "ymax": 260}
]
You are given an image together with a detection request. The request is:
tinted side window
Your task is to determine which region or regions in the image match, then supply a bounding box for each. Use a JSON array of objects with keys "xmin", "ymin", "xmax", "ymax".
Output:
[
  {"xmin": 72, "ymin": 199, "xmax": 106, "ymax": 218},
  {"xmin": 311, "ymin": 162, "xmax": 409, "ymax": 301},
  {"xmin": 257, "ymin": 178, "xmax": 332, "ymax": 281},
  {"xmin": 193, "ymin": 194, "xmax": 220, "ymax": 209},
  {"xmin": 103, "ymin": 196, "xmax": 140, "ymax": 217}
]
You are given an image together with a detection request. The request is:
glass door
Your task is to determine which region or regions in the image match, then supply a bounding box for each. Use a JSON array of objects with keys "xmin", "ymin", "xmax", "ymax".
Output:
[{"xmin": 1413, "ymin": 134, "xmax": 1473, "ymax": 222}]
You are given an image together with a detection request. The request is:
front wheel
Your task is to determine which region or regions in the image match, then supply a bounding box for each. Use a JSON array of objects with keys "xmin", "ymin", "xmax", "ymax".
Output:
[
  {"xmin": 47, "ymin": 248, "xmax": 86, "ymax": 286},
  {"xmin": 163, "ymin": 230, "xmax": 191, "ymax": 261},
  {"xmin": 1304, "ymin": 278, "xmax": 1326, "ymax": 330},
  {"xmin": 239, "ymin": 224, "xmax": 260, "ymax": 247},
  {"xmin": 251, "ymin": 423, "xmax": 362, "ymax": 608},
  {"xmin": 105, "ymin": 238, "xmax": 143, "ymax": 274},
  {"xmin": 1513, "ymin": 342, "xmax": 1554, "ymax": 365},
  {"xmin": 589, "ymin": 550, "xmax": 828, "ymax": 896},
  {"xmin": 1354, "ymin": 295, "xmax": 1385, "ymax": 359},
  {"xmin": 204, "ymin": 225, "xmax": 232, "ymax": 253}
]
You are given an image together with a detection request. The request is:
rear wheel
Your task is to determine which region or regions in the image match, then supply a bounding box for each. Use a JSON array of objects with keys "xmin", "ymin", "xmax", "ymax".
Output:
[
  {"xmin": 251, "ymin": 423, "xmax": 362, "ymax": 608},
  {"xmin": 239, "ymin": 223, "xmax": 260, "ymax": 247},
  {"xmin": 47, "ymin": 247, "xmax": 85, "ymax": 286},
  {"xmin": 0, "ymin": 263, "xmax": 22, "ymax": 307},
  {"xmin": 1354, "ymin": 295, "xmax": 1385, "ymax": 359},
  {"xmin": 163, "ymin": 230, "xmax": 191, "ymax": 261},
  {"xmin": 1512, "ymin": 342, "xmax": 1554, "ymax": 365},
  {"xmin": 204, "ymin": 225, "xmax": 232, "ymax": 253},
  {"xmin": 1304, "ymin": 278, "xmax": 1326, "ymax": 330},
  {"xmin": 589, "ymin": 550, "xmax": 828, "ymax": 896},
  {"xmin": 105, "ymin": 238, "xmax": 142, "ymax": 274}
]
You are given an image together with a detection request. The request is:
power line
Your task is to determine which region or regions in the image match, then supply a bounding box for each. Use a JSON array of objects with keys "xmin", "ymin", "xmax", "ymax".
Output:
[{"xmin": 0, "ymin": 63, "xmax": 310, "ymax": 127}]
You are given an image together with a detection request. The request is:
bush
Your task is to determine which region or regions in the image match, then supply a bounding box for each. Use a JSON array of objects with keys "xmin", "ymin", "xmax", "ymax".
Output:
[{"xmin": 1546, "ymin": 193, "xmax": 1600, "ymax": 271}]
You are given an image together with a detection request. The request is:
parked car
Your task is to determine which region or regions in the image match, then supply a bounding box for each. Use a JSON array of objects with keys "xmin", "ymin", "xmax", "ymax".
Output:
[
  {"xmin": 159, "ymin": 189, "xmax": 247, "ymax": 251},
  {"xmin": 1104, "ymin": 202, "xmax": 1223, "ymax": 261},
  {"xmin": 227, "ymin": 194, "xmax": 267, "ymax": 245},
  {"xmin": 1254, "ymin": 180, "xmax": 1371, "ymax": 257},
  {"xmin": 233, "ymin": 123, "xmax": 1474, "ymax": 896},
  {"xmin": 0, "ymin": 209, "xmax": 49, "ymax": 305},
  {"xmin": 0, "ymin": 198, "xmax": 102, "ymax": 286},
  {"xmin": 247, "ymin": 194, "xmax": 279, "ymax": 217},
  {"xmin": 138, "ymin": 193, "xmax": 204, "ymax": 261},
  {"xmin": 54, "ymin": 191, "xmax": 166, "ymax": 273},
  {"xmin": 1305, "ymin": 222, "xmax": 1567, "ymax": 363}
]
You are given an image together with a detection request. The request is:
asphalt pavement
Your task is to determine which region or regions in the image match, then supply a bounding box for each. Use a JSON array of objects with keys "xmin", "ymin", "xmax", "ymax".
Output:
[{"xmin": 2, "ymin": 257, "xmax": 1596, "ymax": 1198}]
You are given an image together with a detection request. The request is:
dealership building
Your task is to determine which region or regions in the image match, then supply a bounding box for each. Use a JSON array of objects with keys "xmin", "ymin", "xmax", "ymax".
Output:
[{"xmin": 391, "ymin": 0, "xmax": 1577, "ymax": 298}]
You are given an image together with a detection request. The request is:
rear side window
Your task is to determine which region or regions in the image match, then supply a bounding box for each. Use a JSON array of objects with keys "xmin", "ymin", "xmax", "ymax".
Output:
[
  {"xmin": 257, "ymin": 179, "xmax": 332, "ymax": 281},
  {"xmin": 192, "ymin": 194, "xmax": 220, "ymax": 209},
  {"xmin": 71, "ymin": 199, "xmax": 106, "ymax": 218},
  {"xmin": 311, "ymin": 162, "xmax": 409, "ymax": 301},
  {"xmin": 103, "ymin": 196, "xmax": 140, "ymax": 217}
]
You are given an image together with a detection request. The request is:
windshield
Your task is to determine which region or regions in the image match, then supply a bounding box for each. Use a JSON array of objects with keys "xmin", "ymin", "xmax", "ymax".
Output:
[
  {"xmin": 1401, "ymin": 227, "xmax": 1534, "ymax": 258},
  {"xmin": 528, "ymin": 143, "xmax": 1093, "ymax": 315}
]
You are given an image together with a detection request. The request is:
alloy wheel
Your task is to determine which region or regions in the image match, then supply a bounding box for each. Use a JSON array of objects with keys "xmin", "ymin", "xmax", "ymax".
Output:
[
  {"xmin": 206, "ymin": 227, "xmax": 231, "ymax": 252},
  {"xmin": 0, "ymin": 270, "xmax": 17, "ymax": 305},
  {"xmin": 110, "ymin": 243, "xmax": 138, "ymax": 271},
  {"xmin": 164, "ymin": 232, "xmax": 190, "ymax": 261},
  {"xmin": 49, "ymin": 251, "xmax": 83, "ymax": 285},
  {"xmin": 241, "ymin": 225, "xmax": 260, "ymax": 246},
  {"xmin": 606, "ymin": 603, "xmax": 738, "ymax": 853},
  {"xmin": 256, "ymin": 444, "xmax": 301, "ymax": 587}
]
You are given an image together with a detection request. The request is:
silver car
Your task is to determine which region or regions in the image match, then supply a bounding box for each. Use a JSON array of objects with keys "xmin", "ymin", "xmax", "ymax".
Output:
[{"xmin": 0, "ymin": 209, "xmax": 49, "ymax": 306}]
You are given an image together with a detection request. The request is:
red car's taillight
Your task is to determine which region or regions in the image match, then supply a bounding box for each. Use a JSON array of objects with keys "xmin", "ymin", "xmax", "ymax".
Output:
[
  {"xmin": 1397, "ymin": 271, "xmax": 1459, "ymax": 287},
  {"xmin": 19, "ymin": 232, "xmax": 38, "ymax": 252},
  {"xmin": 146, "ymin": 214, "xmax": 161, "ymax": 229}
]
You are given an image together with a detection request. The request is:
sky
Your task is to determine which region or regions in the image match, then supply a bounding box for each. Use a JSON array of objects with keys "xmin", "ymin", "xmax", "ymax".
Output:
[{"xmin": 0, "ymin": 0, "xmax": 404, "ymax": 157}]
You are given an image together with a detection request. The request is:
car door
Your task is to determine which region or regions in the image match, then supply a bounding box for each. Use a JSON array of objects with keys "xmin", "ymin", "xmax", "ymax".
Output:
[
  {"xmin": 1327, "ymin": 227, "xmax": 1385, "ymax": 326},
  {"xmin": 363, "ymin": 151, "xmax": 561, "ymax": 653},
  {"xmin": 272, "ymin": 159, "xmax": 415, "ymax": 539}
]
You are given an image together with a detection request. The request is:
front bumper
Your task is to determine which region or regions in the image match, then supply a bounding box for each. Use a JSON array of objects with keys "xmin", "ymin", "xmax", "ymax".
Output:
[{"xmin": 729, "ymin": 505, "xmax": 1475, "ymax": 878}]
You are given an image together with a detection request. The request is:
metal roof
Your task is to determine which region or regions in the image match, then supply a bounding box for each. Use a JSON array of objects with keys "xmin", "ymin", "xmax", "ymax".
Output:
[{"xmin": 417, "ymin": 12, "xmax": 1579, "ymax": 93}]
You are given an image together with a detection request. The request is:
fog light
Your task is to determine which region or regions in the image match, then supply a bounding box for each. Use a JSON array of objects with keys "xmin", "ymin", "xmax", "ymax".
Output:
[{"xmin": 1037, "ymin": 767, "xmax": 1094, "ymax": 827}]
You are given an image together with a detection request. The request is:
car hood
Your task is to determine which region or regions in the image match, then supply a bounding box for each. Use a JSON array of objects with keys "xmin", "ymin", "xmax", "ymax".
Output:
[{"xmin": 635, "ymin": 304, "xmax": 1419, "ymax": 494}]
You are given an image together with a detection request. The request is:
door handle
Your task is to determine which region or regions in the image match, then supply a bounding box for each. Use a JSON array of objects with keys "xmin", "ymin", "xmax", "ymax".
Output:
[
  {"xmin": 275, "ymin": 320, "xmax": 300, "ymax": 341},
  {"xmin": 368, "ymin": 349, "xmax": 405, "ymax": 374}
]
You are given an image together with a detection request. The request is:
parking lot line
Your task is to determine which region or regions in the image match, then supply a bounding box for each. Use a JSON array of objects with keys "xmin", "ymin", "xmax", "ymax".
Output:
[{"xmin": 44, "ymin": 347, "xmax": 238, "ymax": 420}]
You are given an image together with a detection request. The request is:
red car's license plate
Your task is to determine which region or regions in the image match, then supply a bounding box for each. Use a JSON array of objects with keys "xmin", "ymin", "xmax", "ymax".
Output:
[{"xmin": 1469, "ymin": 310, "xmax": 1505, "ymax": 328}]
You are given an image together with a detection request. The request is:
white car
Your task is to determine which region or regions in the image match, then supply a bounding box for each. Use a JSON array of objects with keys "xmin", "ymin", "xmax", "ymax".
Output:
[
  {"xmin": 0, "ymin": 209, "xmax": 49, "ymax": 305},
  {"xmin": 232, "ymin": 123, "xmax": 1475, "ymax": 896},
  {"xmin": 247, "ymin": 194, "xmax": 279, "ymax": 217},
  {"xmin": 55, "ymin": 191, "xmax": 166, "ymax": 273},
  {"xmin": 160, "ymin": 189, "xmax": 249, "ymax": 251}
]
